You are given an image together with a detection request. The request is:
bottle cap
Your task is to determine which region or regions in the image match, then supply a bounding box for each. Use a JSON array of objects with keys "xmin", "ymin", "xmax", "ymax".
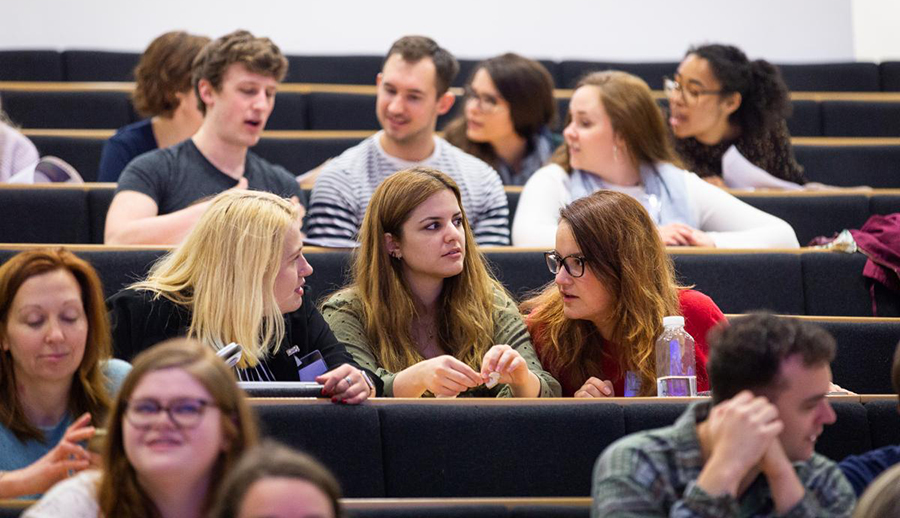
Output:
[{"xmin": 663, "ymin": 316, "xmax": 685, "ymax": 327}]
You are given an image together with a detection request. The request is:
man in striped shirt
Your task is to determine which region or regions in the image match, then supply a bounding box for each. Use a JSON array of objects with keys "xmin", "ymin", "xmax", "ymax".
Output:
[
  {"xmin": 305, "ymin": 36, "xmax": 510, "ymax": 247},
  {"xmin": 592, "ymin": 314, "xmax": 855, "ymax": 517}
]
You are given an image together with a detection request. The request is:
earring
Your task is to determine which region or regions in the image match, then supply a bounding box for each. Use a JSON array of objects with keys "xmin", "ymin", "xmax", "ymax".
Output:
[{"xmin": 613, "ymin": 145, "xmax": 619, "ymax": 163}]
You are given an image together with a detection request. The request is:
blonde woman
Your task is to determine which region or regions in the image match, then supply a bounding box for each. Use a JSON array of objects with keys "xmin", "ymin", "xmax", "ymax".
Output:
[
  {"xmin": 322, "ymin": 167, "xmax": 560, "ymax": 398},
  {"xmin": 24, "ymin": 338, "xmax": 258, "ymax": 518},
  {"xmin": 108, "ymin": 190, "xmax": 378, "ymax": 403}
]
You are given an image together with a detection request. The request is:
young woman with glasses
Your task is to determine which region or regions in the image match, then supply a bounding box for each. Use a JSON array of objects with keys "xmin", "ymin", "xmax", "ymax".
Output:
[
  {"xmin": 512, "ymin": 70, "xmax": 800, "ymax": 248},
  {"xmin": 322, "ymin": 166, "xmax": 560, "ymax": 398},
  {"xmin": 443, "ymin": 53, "xmax": 558, "ymax": 185},
  {"xmin": 24, "ymin": 338, "xmax": 258, "ymax": 518},
  {"xmin": 666, "ymin": 44, "xmax": 807, "ymax": 188},
  {"xmin": 521, "ymin": 190, "xmax": 725, "ymax": 397}
]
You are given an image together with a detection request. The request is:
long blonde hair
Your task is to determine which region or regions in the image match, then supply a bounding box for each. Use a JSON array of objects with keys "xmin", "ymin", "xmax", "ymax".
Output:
[
  {"xmin": 551, "ymin": 70, "xmax": 680, "ymax": 172},
  {"xmin": 98, "ymin": 338, "xmax": 258, "ymax": 518},
  {"xmin": 521, "ymin": 191, "xmax": 681, "ymax": 395},
  {"xmin": 130, "ymin": 190, "xmax": 300, "ymax": 367},
  {"xmin": 335, "ymin": 166, "xmax": 501, "ymax": 372}
]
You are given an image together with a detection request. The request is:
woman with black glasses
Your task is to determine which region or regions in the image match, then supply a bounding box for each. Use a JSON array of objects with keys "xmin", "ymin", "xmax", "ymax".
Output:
[
  {"xmin": 24, "ymin": 338, "xmax": 257, "ymax": 518},
  {"xmin": 666, "ymin": 44, "xmax": 807, "ymax": 188},
  {"xmin": 444, "ymin": 53, "xmax": 558, "ymax": 185},
  {"xmin": 520, "ymin": 190, "xmax": 725, "ymax": 398}
]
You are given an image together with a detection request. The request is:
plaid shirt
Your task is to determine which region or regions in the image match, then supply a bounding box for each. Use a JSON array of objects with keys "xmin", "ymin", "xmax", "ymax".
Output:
[{"xmin": 592, "ymin": 402, "xmax": 856, "ymax": 517}]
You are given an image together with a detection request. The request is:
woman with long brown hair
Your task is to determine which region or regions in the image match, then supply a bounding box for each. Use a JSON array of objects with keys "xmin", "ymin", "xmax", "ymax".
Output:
[
  {"xmin": 511, "ymin": 70, "xmax": 799, "ymax": 249},
  {"xmin": 444, "ymin": 53, "xmax": 558, "ymax": 185},
  {"xmin": 0, "ymin": 248, "xmax": 130, "ymax": 498},
  {"xmin": 521, "ymin": 190, "xmax": 725, "ymax": 397},
  {"xmin": 25, "ymin": 338, "xmax": 257, "ymax": 518},
  {"xmin": 322, "ymin": 166, "xmax": 559, "ymax": 397}
]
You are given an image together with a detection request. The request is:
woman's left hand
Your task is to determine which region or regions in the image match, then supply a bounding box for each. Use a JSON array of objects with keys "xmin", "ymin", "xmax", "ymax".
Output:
[
  {"xmin": 317, "ymin": 364, "xmax": 374, "ymax": 404},
  {"xmin": 689, "ymin": 228, "xmax": 716, "ymax": 247}
]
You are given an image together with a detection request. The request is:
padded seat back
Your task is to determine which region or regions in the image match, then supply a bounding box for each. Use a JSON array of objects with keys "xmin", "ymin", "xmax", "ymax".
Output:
[
  {"xmin": 287, "ymin": 55, "xmax": 383, "ymax": 84},
  {"xmin": 29, "ymin": 135, "xmax": 105, "ymax": 183},
  {"xmin": 786, "ymin": 100, "xmax": 822, "ymax": 137},
  {"xmin": 672, "ymin": 253, "xmax": 804, "ymax": 314},
  {"xmin": 558, "ymin": 61, "xmax": 677, "ymax": 89},
  {"xmin": 377, "ymin": 403, "xmax": 625, "ymax": 497},
  {"xmin": 307, "ymin": 92, "xmax": 378, "ymax": 130},
  {"xmin": 61, "ymin": 50, "xmax": 140, "ymax": 81},
  {"xmin": 254, "ymin": 137, "xmax": 363, "ymax": 175},
  {"xmin": 0, "ymin": 50, "xmax": 63, "ymax": 81},
  {"xmin": 484, "ymin": 250, "xmax": 552, "ymax": 300},
  {"xmin": 793, "ymin": 146, "xmax": 900, "ymax": 188},
  {"xmin": 866, "ymin": 399, "xmax": 900, "ymax": 448},
  {"xmin": 736, "ymin": 194, "xmax": 870, "ymax": 246},
  {"xmin": 265, "ymin": 91, "xmax": 308, "ymax": 130},
  {"xmin": 870, "ymin": 194, "xmax": 900, "ymax": 216},
  {"xmin": 87, "ymin": 187, "xmax": 116, "ymax": 244},
  {"xmin": 802, "ymin": 252, "xmax": 900, "ymax": 317},
  {"xmin": 821, "ymin": 101, "xmax": 900, "ymax": 137},
  {"xmin": 777, "ymin": 63, "xmax": 881, "ymax": 92},
  {"xmin": 881, "ymin": 62, "xmax": 900, "ymax": 91},
  {"xmin": 304, "ymin": 250, "xmax": 353, "ymax": 304},
  {"xmin": 819, "ymin": 320, "xmax": 900, "ymax": 394},
  {"xmin": 0, "ymin": 189, "xmax": 90, "ymax": 243},
  {"xmin": 0, "ymin": 90, "xmax": 135, "ymax": 129},
  {"xmin": 255, "ymin": 404, "xmax": 385, "ymax": 497},
  {"xmin": 350, "ymin": 508, "xmax": 508, "ymax": 518}
]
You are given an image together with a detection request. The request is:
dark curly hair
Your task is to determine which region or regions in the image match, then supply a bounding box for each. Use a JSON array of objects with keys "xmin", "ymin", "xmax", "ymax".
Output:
[{"xmin": 688, "ymin": 44, "xmax": 791, "ymax": 137}]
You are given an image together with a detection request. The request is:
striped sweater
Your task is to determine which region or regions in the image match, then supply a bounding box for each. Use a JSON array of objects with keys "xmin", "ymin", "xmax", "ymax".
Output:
[{"xmin": 305, "ymin": 132, "xmax": 510, "ymax": 247}]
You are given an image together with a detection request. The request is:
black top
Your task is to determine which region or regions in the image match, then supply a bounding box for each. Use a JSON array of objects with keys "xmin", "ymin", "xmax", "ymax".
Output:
[
  {"xmin": 674, "ymin": 120, "xmax": 808, "ymax": 185},
  {"xmin": 116, "ymin": 138, "xmax": 301, "ymax": 214},
  {"xmin": 107, "ymin": 288, "xmax": 382, "ymax": 394}
]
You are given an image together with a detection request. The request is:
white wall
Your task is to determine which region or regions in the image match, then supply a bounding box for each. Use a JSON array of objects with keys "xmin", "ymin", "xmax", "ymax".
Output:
[
  {"xmin": 852, "ymin": 0, "xmax": 900, "ymax": 62},
  {"xmin": 0, "ymin": 0, "xmax": 857, "ymax": 62}
]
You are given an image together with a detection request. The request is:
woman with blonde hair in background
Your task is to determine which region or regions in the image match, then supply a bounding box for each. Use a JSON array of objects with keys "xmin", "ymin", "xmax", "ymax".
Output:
[
  {"xmin": 0, "ymin": 248, "xmax": 130, "ymax": 498},
  {"xmin": 25, "ymin": 338, "xmax": 257, "ymax": 518},
  {"xmin": 323, "ymin": 166, "xmax": 560, "ymax": 398},
  {"xmin": 521, "ymin": 190, "xmax": 725, "ymax": 397},
  {"xmin": 108, "ymin": 190, "xmax": 379, "ymax": 402},
  {"xmin": 512, "ymin": 70, "xmax": 799, "ymax": 248}
]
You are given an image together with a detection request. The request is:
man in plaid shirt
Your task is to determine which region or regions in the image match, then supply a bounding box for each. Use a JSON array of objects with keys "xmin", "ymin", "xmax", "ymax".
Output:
[{"xmin": 592, "ymin": 314, "xmax": 855, "ymax": 517}]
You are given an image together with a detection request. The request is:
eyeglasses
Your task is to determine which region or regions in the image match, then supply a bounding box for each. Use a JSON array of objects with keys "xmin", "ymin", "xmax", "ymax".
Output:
[
  {"xmin": 464, "ymin": 86, "xmax": 502, "ymax": 114},
  {"xmin": 663, "ymin": 76, "xmax": 722, "ymax": 106},
  {"xmin": 545, "ymin": 251, "xmax": 588, "ymax": 278},
  {"xmin": 125, "ymin": 398, "xmax": 216, "ymax": 430}
]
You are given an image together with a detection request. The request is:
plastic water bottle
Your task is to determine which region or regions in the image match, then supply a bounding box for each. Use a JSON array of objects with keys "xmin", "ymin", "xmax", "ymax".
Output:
[{"xmin": 655, "ymin": 316, "xmax": 697, "ymax": 397}]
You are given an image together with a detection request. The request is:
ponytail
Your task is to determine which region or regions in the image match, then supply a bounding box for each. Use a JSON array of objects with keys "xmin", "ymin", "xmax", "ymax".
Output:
[{"xmin": 688, "ymin": 44, "xmax": 790, "ymax": 137}]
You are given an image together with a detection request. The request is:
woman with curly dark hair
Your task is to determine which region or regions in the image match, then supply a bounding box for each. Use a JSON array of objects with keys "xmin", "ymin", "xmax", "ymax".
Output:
[{"xmin": 666, "ymin": 44, "xmax": 807, "ymax": 189}]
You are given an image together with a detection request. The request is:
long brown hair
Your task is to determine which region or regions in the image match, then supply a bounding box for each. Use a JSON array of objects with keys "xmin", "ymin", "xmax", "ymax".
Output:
[
  {"xmin": 332, "ymin": 166, "xmax": 501, "ymax": 372},
  {"xmin": 445, "ymin": 53, "xmax": 556, "ymax": 167},
  {"xmin": 0, "ymin": 248, "xmax": 114, "ymax": 442},
  {"xmin": 551, "ymin": 70, "xmax": 680, "ymax": 173},
  {"xmin": 98, "ymin": 338, "xmax": 258, "ymax": 518},
  {"xmin": 521, "ymin": 191, "xmax": 681, "ymax": 395}
]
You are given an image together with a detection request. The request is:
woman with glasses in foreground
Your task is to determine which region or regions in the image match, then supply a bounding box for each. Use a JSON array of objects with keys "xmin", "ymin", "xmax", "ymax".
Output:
[
  {"xmin": 322, "ymin": 167, "xmax": 560, "ymax": 398},
  {"xmin": 24, "ymin": 338, "xmax": 257, "ymax": 518},
  {"xmin": 512, "ymin": 70, "xmax": 800, "ymax": 248},
  {"xmin": 444, "ymin": 53, "xmax": 558, "ymax": 185},
  {"xmin": 521, "ymin": 190, "xmax": 725, "ymax": 397},
  {"xmin": 667, "ymin": 44, "xmax": 808, "ymax": 189}
]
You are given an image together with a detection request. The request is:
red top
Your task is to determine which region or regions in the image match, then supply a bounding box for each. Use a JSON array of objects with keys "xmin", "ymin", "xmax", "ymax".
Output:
[{"xmin": 531, "ymin": 289, "xmax": 725, "ymax": 397}]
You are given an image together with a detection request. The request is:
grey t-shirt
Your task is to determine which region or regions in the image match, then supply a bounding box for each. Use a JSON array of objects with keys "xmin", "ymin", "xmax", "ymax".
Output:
[{"xmin": 116, "ymin": 139, "xmax": 300, "ymax": 214}]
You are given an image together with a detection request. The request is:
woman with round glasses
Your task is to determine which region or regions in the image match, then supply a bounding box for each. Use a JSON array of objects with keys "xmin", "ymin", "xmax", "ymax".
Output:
[
  {"xmin": 444, "ymin": 53, "xmax": 558, "ymax": 185},
  {"xmin": 666, "ymin": 44, "xmax": 807, "ymax": 188},
  {"xmin": 512, "ymin": 70, "xmax": 799, "ymax": 248},
  {"xmin": 24, "ymin": 338, "xmax": 258, "ymax": 518},
  {"xmin": 0, "ymin": 248, "xmax": 131, "ymax": 499},
  {"xmin": 322, "ymin": 167, "xmax": 560, "ymax": 398},
  {"xmin": 108, "ymin": 190, "xmax": 378, "ymax": 403},
  {"xmin": 521, "ymin": 190, "xmax": 725, "ymax": 397}
]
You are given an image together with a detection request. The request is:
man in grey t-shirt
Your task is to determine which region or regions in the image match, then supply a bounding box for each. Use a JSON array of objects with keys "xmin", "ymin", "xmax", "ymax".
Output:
[{"xmin": 105, "ymin": 30, "xmax": 300, "ymax": 245}]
